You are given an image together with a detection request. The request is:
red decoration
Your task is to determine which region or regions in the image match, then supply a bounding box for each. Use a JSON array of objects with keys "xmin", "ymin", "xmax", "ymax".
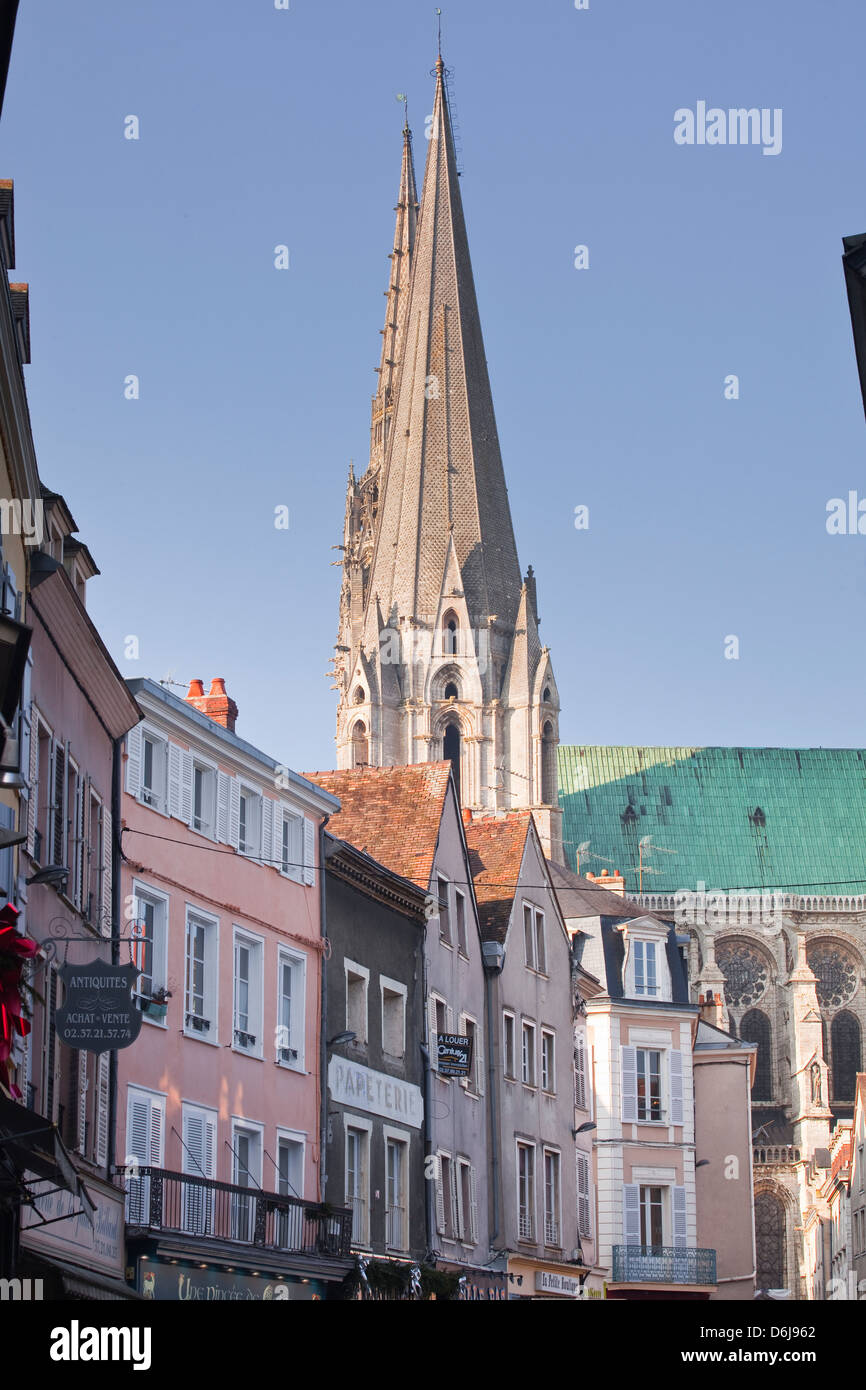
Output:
[{"xmin": 0, "ymin": 902, "xmax": 39, "ymax": 1100}]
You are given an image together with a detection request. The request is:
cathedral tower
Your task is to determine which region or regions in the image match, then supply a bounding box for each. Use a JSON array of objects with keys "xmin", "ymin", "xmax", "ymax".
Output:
[{"xmin": 334, "ymin": 56, "xmax": 562, "ymax": 861}]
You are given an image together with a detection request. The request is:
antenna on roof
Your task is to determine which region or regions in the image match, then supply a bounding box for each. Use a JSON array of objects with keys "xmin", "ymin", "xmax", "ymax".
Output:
[{"xmin": 635, "ymin": 835, "xmax": 677, "ymax": 895}]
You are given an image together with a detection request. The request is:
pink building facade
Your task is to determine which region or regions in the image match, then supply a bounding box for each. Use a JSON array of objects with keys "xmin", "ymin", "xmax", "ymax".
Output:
[{"xmin": 116, "ymin": 677, "xmax": 352, "ymax": 1300}]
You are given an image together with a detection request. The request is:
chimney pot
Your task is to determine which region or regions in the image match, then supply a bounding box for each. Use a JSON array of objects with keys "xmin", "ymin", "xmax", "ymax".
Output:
[
  {"xmin": 187, "ymin": 679, "xmax": 204, "ymax": 698},
  {"xmin": 184, "ymin": 675, "xmax": 238, "ymax": 733}
]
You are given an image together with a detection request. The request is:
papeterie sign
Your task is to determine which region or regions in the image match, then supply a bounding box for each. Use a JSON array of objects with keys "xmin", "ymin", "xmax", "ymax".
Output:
[
  {"xmin": 55, "ymin": 962, "xmax": 142, "ymax": 1053},
  {"xmin": 436, "ymin": 1033, "xmax": 472, "ymax": 1077},
  {"xmin": 328, "ymin": 1056, "xmax": 423, "ymax": 1128}
]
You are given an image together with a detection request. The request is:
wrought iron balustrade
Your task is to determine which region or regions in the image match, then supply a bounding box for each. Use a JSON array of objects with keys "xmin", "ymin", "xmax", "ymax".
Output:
[
  {"xmin": 118, "ymin": 1165, "xmax": 352, "ymax": 1256},
  {"xmin": 612, "ymin": 1244, "xmax": 717, "ymax": 1285}
]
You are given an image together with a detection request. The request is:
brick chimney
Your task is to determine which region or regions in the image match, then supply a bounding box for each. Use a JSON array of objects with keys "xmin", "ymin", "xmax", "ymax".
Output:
[
  {"xmin": 184, "ymin": 677, "xmax": 238, "ymax": 733},
  {"xmin": 585, "ymin": 868, "xmax": 626, "ymax": 896},
  {"xmin": 698, "ymin": 991, "xmax": 726, "ymax": 1029}
]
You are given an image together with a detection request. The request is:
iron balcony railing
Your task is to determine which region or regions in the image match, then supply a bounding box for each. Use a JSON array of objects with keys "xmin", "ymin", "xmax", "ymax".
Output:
[
  {"xmin": 612, "ymin": 1245, "xmax": 717, "ymax": 1285},
  {"xmin": 119, "ymin": 1166, "xmax": 353, "ymax": 1257}
]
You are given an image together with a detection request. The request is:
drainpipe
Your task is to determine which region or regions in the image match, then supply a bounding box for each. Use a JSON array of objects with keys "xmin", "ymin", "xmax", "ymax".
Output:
[
  {"xmin": 481, "ymin": 940, "xmax": 504, "ymax": 1244},
  {"xmin": 420, "ymin": 918, "xmax": 435, "ymax": 1258},
  {"xmin": 318, "ymin": 815, "xmax": 330, "ymax": 1201},
  {"xmin": 108, "ymin": 733, "xmax": 122, "ymax": 1180}
]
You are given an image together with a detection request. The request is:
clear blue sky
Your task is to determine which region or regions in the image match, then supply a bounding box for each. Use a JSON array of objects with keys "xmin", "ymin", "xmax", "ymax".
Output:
[{"xmin": 3, "ymin": 0, "xmax": 864, "ymax": 772}]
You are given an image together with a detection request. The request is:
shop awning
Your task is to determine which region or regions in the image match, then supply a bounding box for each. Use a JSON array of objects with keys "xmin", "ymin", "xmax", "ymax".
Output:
[{"xmin": 0, "ymin": 1095, "xmax": 95, "ymax": 1227}]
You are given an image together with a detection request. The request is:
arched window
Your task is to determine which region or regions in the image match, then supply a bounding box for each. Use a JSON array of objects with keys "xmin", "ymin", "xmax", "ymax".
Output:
[
  {"xmin": 543, "ymin": 686, "xmax": 551, "ymax": 703},
  {"xmin": 444, "ymin": 681, "xmax": 459, "ymax": 700},
  {"xmin": 830, "ymin": 1011, "xmax": 861, "ymax": 1101},
  {"xmin": 755, "ymin": 1192, "xmax": 786, "ymax": 1292},
  {"xmin": 442, "ymin": 611, "xmax": 459, "ymax": 656},
  {"xmin": 541, "ymin": 720, "xmax": 557, "ymax": 805},
  {"xmin": 740, "ymin": 1009, "xmax": 772, "ymax": 1101},
  {"xmin": 352, "ymin": 686, "xmax": 365, "ymax": 705},
  {"xmin": 443, "ymin": 722, "xmax": 461, "ymax": 803},
  {"xmin": 351, "ymin": 721, "xmax": 369, "ymax": 768}
]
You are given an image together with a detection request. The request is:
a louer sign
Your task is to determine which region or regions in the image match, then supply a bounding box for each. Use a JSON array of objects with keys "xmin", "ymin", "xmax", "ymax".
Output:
[{"xmin": 55, "ymin": 962, "xmax": 142, "ymax": 1053}]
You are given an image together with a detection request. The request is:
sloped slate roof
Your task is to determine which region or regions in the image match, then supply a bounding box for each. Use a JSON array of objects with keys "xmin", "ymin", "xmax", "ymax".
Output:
[
  {"xmin": 558, "ymin": 745, "xmax": 866, "ymax": 896},
  {"xmin": 464, "ymin": 813, "xmax": 532, "ymax": 942},
  {"xmin": 547, "ymin": 859, "xmax": 658, "ymax": 921},
  {"xmin": 304, "ymin": 762, "xmax": 452, "ymax": 889}
]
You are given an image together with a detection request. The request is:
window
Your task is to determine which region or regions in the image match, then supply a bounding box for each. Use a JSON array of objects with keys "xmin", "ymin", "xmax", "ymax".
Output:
[
  {"xmin": 535, "ymin": 911, "xmax": 546, "ymax": 974},
  {"xmin": 124, "ymin": 1087, "xmax": 164, "ymax": 1224},
  {"xmin": 739, "ymin": 1009, "xmax": 773, "ymax": 1101},
  {"xmin": 184, "ymin": 909, "xmax": 218, "ymax": 1038},
  {"xmin": 276, "ymin": 949, "xmax": 305, "ymax": 1069},
  {"xmin": 640, "ymin": 1185, "xmax": 664, "ymax": 1247},
  {"xmin": 543, "ymin": 1149, "xmax": 561, "ymax": 1246},
  {"xmin": 351, "ymin": 721, "xmax": 369, "ymax": 767},
  {"xmin": 442, "ymin": 611, "xmax": 459, "ymax": 655},
  {"xmin": 503, "ymin": 1011, "xmax": 516, "ymax": 1080},
  {"xmin": 633, "ymin": 940, "xmax": 658, "ymax": 997},
  {"xmin": 430, "ymin": 993, "xmax": 451, "ymax": 1075},
  {"xmin": 232, "ymin": 1122, "xmax": 263, "ymax": 1242},
  {"xmin": 541, "ymin": 1029, "xmax": 555, "ymax": 1093},
  {"xmin": 233, "ymin": 929, "xmax": 263, "ymax": 1053},
  {"xmin": 517, "ymin": 1142, "xmax": 535, "ymax": 1240},
  {"xmin": 141, "ymin": 732, "xmax": 168, "ymax": 811},
  {"xmin": 636, "ymin": 1048, "xmax": 662, "ymax": 1121},
  {"xmin": 436, "ymin": 1151, "xmax": 457, "ymax": 1239},
  {"xmin": 192, "ymin": 761, "xmax": 215, "ymax": 835},
  {"xmin": 181, "ymin": 1104, "xmax": 216, "ymax": 1235},
  {"xmin": 456, "ymin": 1158, "xmax": 478, "ymax": 1244},
  {"xmin": 523, "ymin": 904, "xmax": 535, "ymax": 968},
  {"xmin": 280, "ymin": 810, "xmax": 302, "ymax": 878},
  {"xmin": 275, "ymin": 1131, "xmax": 305, "ymax": 1247},
  {"xmin": 346, "ymin": 1123, "xmax": 370, "ymax": 1245},
  {"xmin": 455, "ymin": 890, "xmax": 468, "ymax": 956},
  {"xmin": 381, "ymin": 978, "xmax": 406, "ymax": 1058},
  {"xmin": 131, "ymin": 885, "xmax": 168, "ymax": 1009},
  {"xmin": 238, "ymin": 786, "xmax": 261, "ymax": 857},
  {"xmin": 521, "ymin": 1020, "xmax": 537, "ymax": 1086},
  {"xmin": 438, "ymin": 876, "xmax": 451, "ymax": 946},
  {"xmin": 345, "ymin": 961, "xmax": 369, "ymax": 1045},
  {"xmin": 384, "ymin": 1130, "xmax": 409, "ymax": 1251},
  {"xmin": 460, "ymin": 1014, "xmax": 484, "ymax": 1096}
]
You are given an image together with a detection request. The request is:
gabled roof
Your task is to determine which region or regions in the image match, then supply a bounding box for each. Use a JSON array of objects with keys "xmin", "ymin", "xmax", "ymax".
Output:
[
  {"xmin": 465, "ymin": 812, "xmax": 533, "ymax": 942},
  {"xmin": 304, "ymin": 762, "xmax": 453, "ymax": 888},
  {"xmin": 547, "ymin": 858, "xmax": 664, "ymax": 922},
  {"xmin": 559, "ymin": 744, "xmax": 866, "ymax": 896}
]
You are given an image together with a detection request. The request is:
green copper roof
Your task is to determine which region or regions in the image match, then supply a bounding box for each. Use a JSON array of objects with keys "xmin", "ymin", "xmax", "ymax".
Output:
[{"xmin": 557, "ymin": 746, "xmax": 866, "ymax": 897}]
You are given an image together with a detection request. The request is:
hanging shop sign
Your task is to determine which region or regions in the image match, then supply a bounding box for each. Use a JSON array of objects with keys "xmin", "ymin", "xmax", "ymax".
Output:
[
  {"xmin": 55, "ymin": 961, "xmax": 142, "ymax": 1052},
  {"xmin": 436, "ymin": 1033, "xmax": 472, "ymax": 1078}
]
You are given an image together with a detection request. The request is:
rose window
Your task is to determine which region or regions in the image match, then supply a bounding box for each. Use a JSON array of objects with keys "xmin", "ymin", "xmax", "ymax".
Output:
[
  {"xmin": 716, "ymin": 942, "xmax": 768, "ymax": 1008},
  {"xmin": 806, "ymin": 942, "xmax": 859, "ymax": 1011}
]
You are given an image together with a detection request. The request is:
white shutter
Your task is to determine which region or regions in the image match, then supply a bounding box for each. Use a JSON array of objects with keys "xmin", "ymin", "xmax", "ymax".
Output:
[
  {"xmin": 274, "ymin": 803, "xmax": 285, "ymax": 873},
  {"xmin": 576, "ymin": 1151, "xmax": 591, "ymax": 1237},
  {"xmin": 672, "ymin": 1184, "xmax": 687, "ymax": 1247},
  {"xmin": 621, "ymin": 1045, "xmax": 638, "ymax": 1123},
  {"xmin": 428, "ymin": 995, "xmax": 439, "ymax": 1073},
  {"xmin": 228, "ymin": 777, "xmax": 240, "ymax": 848},
  {"xmin": 180, "ymin": 750, "xmax": 193, "ymax": 824},
  {"xmin": 474, "ymin": 1021, "xmax": 484, "ymax": 1096},
  {"xmin": 26, "ymin": 704, "xmax": 39, "ymax": 855},
  {"xmin": 262, "ymin": 797, "xmax": 273, "ymax": 867},
  {"xmin": 623, "ymin": 1183, "xmax": 641, "ymax": 1246},
  {"xmin": 303, "ymin": 818, "xmax": 316, "ymax": 885},
  {"xmin": 75, "ymin": 777, "xmax": 86, "ymax": 909},
  {"xmin": 575, "ymin": 1035, "xmax": 587, "ymax": 1111},
  {"xmin": 216, "ymin": 772, "xmax": 230, "ymax": 842},
  {"xmin": 449, "ymin": 1158, "xmax": 459, "ymax": 1238},
  {"xmin": 435, "ymin": 1156, "xmax": 446, "ymax": 1234},
  {"xmin": 100, "ymin": 803, "xmax": 112, "ymax": 937},
  {"xmin": 95, "ymin": 1052, "xmax": 110, "ymax": 1167},
  {"xmin": 458, "ymin": 1013, "xmax": 468, "ymax": 1089},
  {"xmin": 669, "ymin": 1049, "xmax": 684, "ymax": 1125},
  {"xmin": 76, "ymin": 1051, "xmax": 88, "ymax": 1155},
  {"xmin": 446, "ymin": 1006, "xmax": 455, "ymax": 1036},
  {"xmin": 126, "ymin": 723, "xmax": 143, "ymax": 796},
  {"xmin": 168, "ymin": 743, "xmax": 182, "ymax": 819},
  {"xmin": 469, "ymin": 1165, "xmax": 479, "ymax": 1244},
  {"xmin": 149, "ymin": 1096, "xmax": 163, "ymax": 1165}
]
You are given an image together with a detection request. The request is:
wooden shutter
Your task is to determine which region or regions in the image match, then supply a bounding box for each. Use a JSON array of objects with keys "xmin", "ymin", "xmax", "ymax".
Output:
[
  {"xmin": 274, "ymin": 803, "xmax": 285, "ymax": 873},
  {"xmin": 672, "ymin": 1185, "xmax": 687, "ymax": 1247},
  {"xmin": 100, "ymin": 803, "xmax": 112, "ymax": 937},
  {"xmin": 446, "ymin": 1006, "xmax": 455, "ymax": 1036},
  {"xmin": 76, "ymin": 1051, "xmax": 88, "ymax": 1155},
  {"xmin": 262, "ymin": 797, "xmax": 273, "ymax": 867},
  {"xmin": 669, "ymin": 1049, "xmax": 684, "ymax": 1125},
  {"xmin": 458, "ymin": 1013, "xmax": 468, "ymax": 1090},
  {"xmin": 623, "ymin": 1183, "xmax": 641, "ymax": 1246},
  {"xmin": 44, "ymin": 965, "xmax": 59, "ymax": 1121},
  {"xmin": 95, "ymin": 1052, "xmax": 110, "ymax": 1167},
  {"xmin": 180, "ymin": 750, "xmax": 193, "ymax": 825},
  {"xmin": 167, "ymin": 743, "xmax": 182, "ymax": 819},
  {"xmin": 435, "ymin": 1155, "xmax": 446, "ymax": 1234},
  {"xmin": 75, "ymin": 776, "xmax": 87, "ymax": 909},
  {"xmin": 51, "ymin": 741, "xmax": 66, "ymax": 864},
  {"xmin": 474, "ymin": 1019, "xmax": 484, "ymax": 1096},
  {"xmin": 228, "ymin": 777, "xmax": 240, "ymax": 848},
  {"xmin": 125, "ymin": 723, "xmax": 143, "ymax": 796},
  {"xmin": 303, "ymin": 818, "xmax": 316, "ymax": 885},
  {"xmin": 621, "ymin": 1045, "xmax": 638, "ymax": 1122},
  {"xmin": 469, "ymin": 1165, "xmax": 479, "ymax": 1244},
  {"xmin": 448, "ymin": 1157, "xmax": 459, "ymax": 1239},
  {"xmin": 26, "ymin": 704, "xmax": 39, "ymax": 856},
  {"xmin": 576, "ymin": 1151, "xmax": 591, "ymax": 1236},
  {"xmin": 216, "ymin": 772, "xmax": 230, "ymax": 842},
  {"xmin": 427, "ymin": 995, "xmax": 439, "ymax": 1073},
  {"xmin": 575, "ymin": 1034, "xmax": 587, "ymax": 1111}
]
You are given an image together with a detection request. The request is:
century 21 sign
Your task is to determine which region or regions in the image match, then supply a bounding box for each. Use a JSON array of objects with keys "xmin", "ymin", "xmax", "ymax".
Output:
[{"xmin": 55, "ymin": 961, "xmax": 142, "ymax": 1053}]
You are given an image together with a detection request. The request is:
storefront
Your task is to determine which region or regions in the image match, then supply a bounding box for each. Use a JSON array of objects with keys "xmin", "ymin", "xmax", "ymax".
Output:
[
  {"xmin": 130, "ymin": 1257, "xmax": 325, "ymax": 1301},
  {"xmin": 506, "ymin": 1255, "xmax": 603, "ymax": 1301},
  {"xmin": 19, "ymin": 1168, "xmax": 136, "ymax": 1300}
]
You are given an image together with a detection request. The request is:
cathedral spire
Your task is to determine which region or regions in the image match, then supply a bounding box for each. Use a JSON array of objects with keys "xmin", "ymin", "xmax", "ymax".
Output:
[{"xmin": 370, "ymin": 116, "xmax": 418, "ymax": 474}]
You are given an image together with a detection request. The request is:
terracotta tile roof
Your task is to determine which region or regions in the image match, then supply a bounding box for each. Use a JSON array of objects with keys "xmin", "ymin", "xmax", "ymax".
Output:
[
  {"xmin": 304, "ymin": 762, "xmax": 452, "ymax": 888},
  {"xmin": 464, "ymin": 813, "xmax": 533, "ymax": 942}
]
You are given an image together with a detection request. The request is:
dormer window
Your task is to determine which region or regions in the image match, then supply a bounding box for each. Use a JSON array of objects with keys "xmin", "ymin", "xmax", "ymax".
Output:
[
  {"xmin": 633, "ymin": 941, "xmax": 658, "ymax": 997},
  {"xmin": 622, "ymin": 919, "xmax": 672, "ymax": 1002}
]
